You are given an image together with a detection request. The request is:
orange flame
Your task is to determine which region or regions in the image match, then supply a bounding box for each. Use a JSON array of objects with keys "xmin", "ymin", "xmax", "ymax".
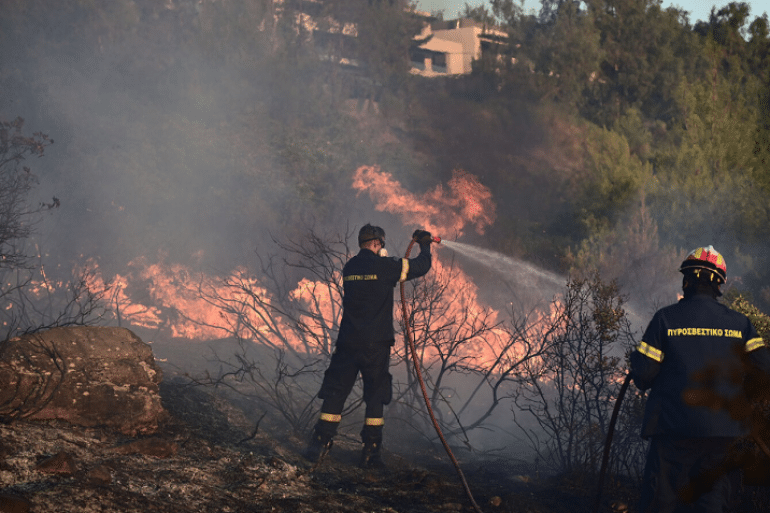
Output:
[
  {"xmin": 79, "ymin": 251, "xmax": 546, "ymax": 369},
  {"xmin": 63, "ymin": 165, "xmax": 564, "ymax": 374},
  {"xmin": 352, "ymin": 165, "xmax": 496, "ymax": 237}
]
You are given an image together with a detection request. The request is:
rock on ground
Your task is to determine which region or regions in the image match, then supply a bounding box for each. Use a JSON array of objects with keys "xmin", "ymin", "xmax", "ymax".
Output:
[{"xmin": 0, "ymin": 326, "xmax": 165, "ymax": 436}]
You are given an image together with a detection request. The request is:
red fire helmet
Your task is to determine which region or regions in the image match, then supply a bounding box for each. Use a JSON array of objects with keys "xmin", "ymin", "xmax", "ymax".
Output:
[{"xmin": 679, "ymin": 245, "xmax": 727, "ymax": 284}]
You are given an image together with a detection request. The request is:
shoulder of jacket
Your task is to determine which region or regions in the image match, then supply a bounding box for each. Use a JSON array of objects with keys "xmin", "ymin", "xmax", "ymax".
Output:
[
  {"xmin": 654, "ymin": 303, "xmax": 680, "ymax": 317},
  {"xmin": 710, "ymin": 299, "xmax": 741, "ymax": 316}
]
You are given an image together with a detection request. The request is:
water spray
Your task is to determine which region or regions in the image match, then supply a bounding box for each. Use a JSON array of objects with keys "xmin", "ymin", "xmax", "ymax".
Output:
[
  {"xmin": 439, "ymin": 240, "xmax": 563, "ymax": 291},
  {"xmin": 400, "ymin": 235, "xmax": 483, "ymax": 513}
]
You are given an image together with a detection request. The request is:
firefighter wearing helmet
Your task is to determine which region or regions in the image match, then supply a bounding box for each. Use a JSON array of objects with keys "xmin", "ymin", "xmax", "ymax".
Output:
[
  {"xmin": 303, "ymin": 224, "xmax": 434, "ymax": 469},
  {"xmin": 630, "ymin": 246, "xmax": 770, "ymax": 512}
]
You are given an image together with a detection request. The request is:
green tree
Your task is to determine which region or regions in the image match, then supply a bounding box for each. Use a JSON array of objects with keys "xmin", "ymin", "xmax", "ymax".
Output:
[
  {"xmin": 529, "ymin": 1, "xmax": 603, "ymax": 112},
  {"xmin": 746, "ymin": 14, "xmax": 770, "ymax": 86},
  {"xmin": 349, "ymin": 0, "xmax": 422, "ymax": 115},
  {"xmin": 694, "ymin": 3, "xmax": 768, "ymax": 125},
  {"xmin": 572, "ymin": 120, "xmax": 652, "ymax": 235},
  {"xmin": 695, "ymin": 2, "xmax": 752, "ymax": 56},
  {"xmin": 194, "ymin": 0, "xmax": 273, "ymax": 65},
  {"xmin": 649, "ymin": 73, "xmax": 770, "ymax": 247},
  {"xmin": 725, "ymin": 293, "xmax": 770, "ymax": 343},
  {"xmin": 462, "ymin": 3, "xmax": 496, "ymax": 24},
  {"xmin": 584, "ymin": 0, "xmax": 707, "ymax": 124},
  {"xmin": 746, "ymin": 14, "xmax": 770, "ymax": 192},
  {"xmin": 568, "ymin": 196, "xmax": 684, "ymax": 307}
]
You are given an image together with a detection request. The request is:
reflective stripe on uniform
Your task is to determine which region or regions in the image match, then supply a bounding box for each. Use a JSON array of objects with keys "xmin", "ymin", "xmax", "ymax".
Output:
[
  {"xmin": 746, "ymin": 337, "xmax": 766, "ymax": 352},
  {"xmin": 365, "ymin": 417, "xmax": 384, "ymax": 426},
  {"xmin": 637, "ymin": 341, "xmax": 664, "ymax": 363},
  {"xmin": 399, "ymin": 258, "xmax": 409, "ymax": 283},
  {"xmin": 319, "ymin": 413, "xmax": 342, "ymax": 423}
]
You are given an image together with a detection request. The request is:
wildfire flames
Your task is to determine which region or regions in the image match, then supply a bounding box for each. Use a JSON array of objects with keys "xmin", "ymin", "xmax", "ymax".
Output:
[
  {"xmin": 352, "ymin": 165, "xmax": 496, "ymax": 237},
  {"xmin": 8, "ymin": 167, "xmax": 555, "ymax": 370}
]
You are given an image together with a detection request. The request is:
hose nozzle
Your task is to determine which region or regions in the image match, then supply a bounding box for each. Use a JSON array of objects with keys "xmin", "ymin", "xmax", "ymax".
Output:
[{"xmin": 412, "ymin": 232, "xmax": 441, "ymax": 244}]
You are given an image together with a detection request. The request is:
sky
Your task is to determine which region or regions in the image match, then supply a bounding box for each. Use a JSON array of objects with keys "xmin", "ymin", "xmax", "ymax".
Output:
[{"xmin": 415, "ymin": 0, "xmax": 770, "ymax": 25}]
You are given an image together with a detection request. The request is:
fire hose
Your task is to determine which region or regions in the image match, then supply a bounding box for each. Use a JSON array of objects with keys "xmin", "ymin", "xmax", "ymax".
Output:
[
  {"xmin": 400, "ymin": 236, "xmax": 484, "ymax": 513},
  {"xmin": 593, "ymin": 372, "xmax": 632, "ymax": 513},
  {"xmin": 593, "ymin": 370, "xmax": 770, "ymax": 513}
]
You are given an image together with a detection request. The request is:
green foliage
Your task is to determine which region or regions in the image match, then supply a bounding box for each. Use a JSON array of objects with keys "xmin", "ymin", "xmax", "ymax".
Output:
[
  {"xmin": 568, "ymin": 197, "xmax": 683, "ymax": 306},
  {"xmin": 194, "ymin": 0, "xmax": 272, "ymax": 64},
  {"xmin": 348, "ymin": 0, "xmax": 422, "ymax": 112},
  {"xmin": 725, "ymin": 293, "xmax": 770, "ymax": 343},
  {"xmin": 573, "ymin": 121, "xmax": 652, "ymax": 234},
  {"xmin": 646, "ymin": 74, "xmax": 770, "ymax": 253},
  {"xmin": 462, "ymin": 3, "xmax": 497, "ymax": 25},
  {"xmin": 530, "ymin": 1, "xmax": 603, "ymax": 112},
  {"xmin": 584, "ymin": 0, "xmax": 708, "ymax": 124}
]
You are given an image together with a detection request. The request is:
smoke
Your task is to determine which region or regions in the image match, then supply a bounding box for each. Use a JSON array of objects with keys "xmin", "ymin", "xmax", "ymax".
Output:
[
  {"xmin": 0, "ymin": 2, "xmax": 699, "ymax": 349},
  {"xmin": 36, "ymin": 60, "xmax": 263, "ymax": 268},
  {"xmin": 1, "ymin": 3, "xmax": 302, "ymax": 276},
  {"xmin": 0, "ymin": 4, "xmax": 608, "ymax": 296}
]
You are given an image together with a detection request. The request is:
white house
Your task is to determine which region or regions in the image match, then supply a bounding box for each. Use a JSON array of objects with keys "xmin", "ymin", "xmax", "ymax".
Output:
[
  {"xmin": 269, "ymin": 3, "xmax": 508, "ymax": 78},
  {"xmin": 410, "ymin": 17, "xmax": 508, "ymax": 77}
]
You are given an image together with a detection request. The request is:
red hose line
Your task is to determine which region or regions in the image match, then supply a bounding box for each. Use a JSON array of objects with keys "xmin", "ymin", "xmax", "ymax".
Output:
[{"xmin": 400, "ymin": 238, "xmax": 483, "ymax": 513}]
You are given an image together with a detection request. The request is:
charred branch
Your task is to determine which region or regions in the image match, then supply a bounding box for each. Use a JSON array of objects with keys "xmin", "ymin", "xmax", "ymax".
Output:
[{"xmin": 0, "ymin": 335, "xmax": 65, "ymax": 424}]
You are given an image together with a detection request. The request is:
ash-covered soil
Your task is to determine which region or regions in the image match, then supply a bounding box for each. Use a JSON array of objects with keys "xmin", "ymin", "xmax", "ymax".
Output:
[{"xmin": 0, "ymin": 379, "xmax": 641, "ymax": 513}]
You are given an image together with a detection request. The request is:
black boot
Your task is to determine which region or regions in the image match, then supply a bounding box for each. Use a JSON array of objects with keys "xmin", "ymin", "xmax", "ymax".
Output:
[
  {"xmin": 303, "ymin": 431, "xmax": 333, "ymax": 464},
  {"xmin": 359, "ymin": 441, "xmax": 385, "ymax": 469}
]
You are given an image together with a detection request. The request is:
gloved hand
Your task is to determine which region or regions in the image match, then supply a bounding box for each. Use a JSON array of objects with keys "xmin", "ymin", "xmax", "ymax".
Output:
[{"xmin": 412, "ymin": 229, "xmax": 433, "ymax": 245}]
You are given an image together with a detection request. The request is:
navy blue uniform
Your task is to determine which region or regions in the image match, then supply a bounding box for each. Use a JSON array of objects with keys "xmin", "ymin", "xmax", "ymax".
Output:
[
  {"xmin": 315, "ymin": 243, "xmax": 432, "ymax": 443},
  {"xmin": 337, "ymin": 246, "xmax": 432, "ymax": 348},
  {"xmin": 630, "ymin": 293, "xmax": 770, "ymax": 512}
]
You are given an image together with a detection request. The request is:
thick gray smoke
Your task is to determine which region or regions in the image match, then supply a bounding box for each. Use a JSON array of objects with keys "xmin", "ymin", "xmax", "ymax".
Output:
[
  {"xmin": 0, "ymin": 7, "xmax": 338, "ymax": 276},
  {"xmin": 9, "ymin": 54, "xmax": 266, "ymax": 271}
]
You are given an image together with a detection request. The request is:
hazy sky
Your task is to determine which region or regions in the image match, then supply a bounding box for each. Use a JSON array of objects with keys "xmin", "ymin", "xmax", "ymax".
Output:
[{"xmin": 415, "ymin": 0, "xmax": 770, "ymax": 25}]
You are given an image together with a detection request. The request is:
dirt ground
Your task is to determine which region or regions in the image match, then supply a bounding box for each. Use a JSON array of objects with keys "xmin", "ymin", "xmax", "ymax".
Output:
[{"xmin": 0, "ymin": 379, "xmax": 766, "ymax": 513}]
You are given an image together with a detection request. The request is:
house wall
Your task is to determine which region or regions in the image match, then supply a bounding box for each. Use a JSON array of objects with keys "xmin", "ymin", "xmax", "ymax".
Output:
[
  {"xmin": 410, "ymin": 18, "xmax": 507, "ymax": 77},
  {"xmin": 446, "ymin": 51, "xmax": 466, "ymax": 75},
  {"xmin": 430, "ymin": 26, "xmax": 481, "ymax": 75},
  {"xmin": 410, "ymin": 36, "xmax": 463, "ymax": 76}
]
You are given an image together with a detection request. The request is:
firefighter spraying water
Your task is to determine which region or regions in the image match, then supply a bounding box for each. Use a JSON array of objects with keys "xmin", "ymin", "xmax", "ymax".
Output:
[
  {"xmin": 303, "ymin": 224, "xmax": 434, "ymax": 469},
  {"xmin": 303, "ymin": 225, "xmax": 484, "ymax": 513}
]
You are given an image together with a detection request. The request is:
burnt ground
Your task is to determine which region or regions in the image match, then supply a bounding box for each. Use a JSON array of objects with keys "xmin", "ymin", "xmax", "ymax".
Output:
[{"xmin": 0, "ymin": 379, "xmax": 767, "ymax": 513}]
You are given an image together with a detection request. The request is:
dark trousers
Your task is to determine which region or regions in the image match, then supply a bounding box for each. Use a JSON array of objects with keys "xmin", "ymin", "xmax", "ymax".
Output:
[
  {"xmin": 638, "ymin": 436, "xmax": 741, "ymax": 513},
  {"xmin": 315, "ymin": 342, "xmax": 392, "ymax": 443}
]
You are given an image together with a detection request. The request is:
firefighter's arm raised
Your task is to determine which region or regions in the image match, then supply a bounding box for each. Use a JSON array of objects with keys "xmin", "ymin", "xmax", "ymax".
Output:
[{"xmin": 401, "ymin": 230, "xmax": 432, "ymax": 281}]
